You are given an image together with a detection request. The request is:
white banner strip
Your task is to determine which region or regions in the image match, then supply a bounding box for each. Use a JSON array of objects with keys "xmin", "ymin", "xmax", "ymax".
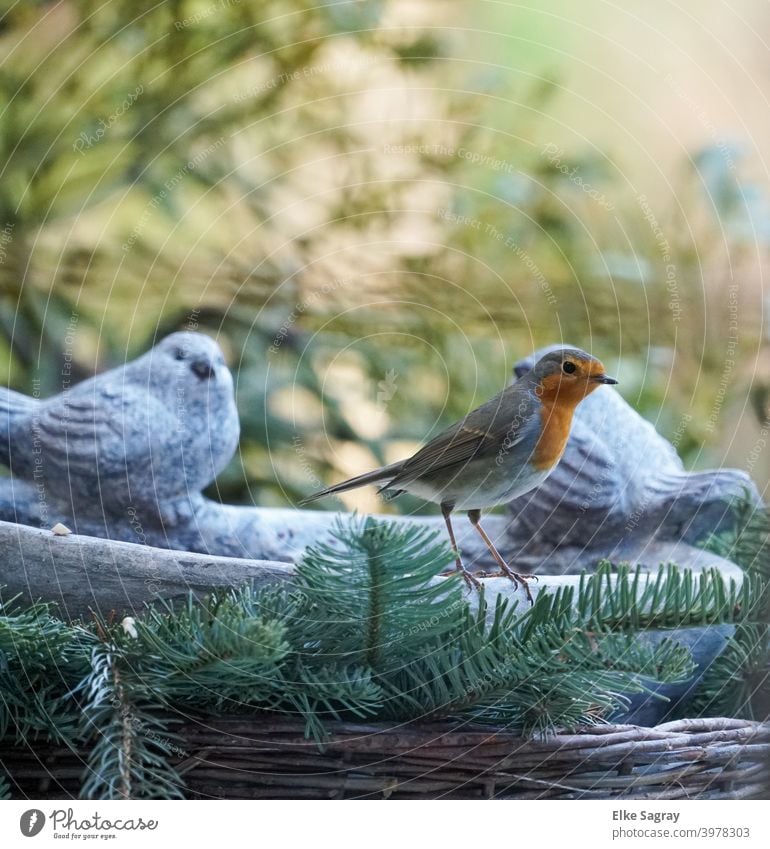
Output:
[{"xmin": 1, "ymin": 799, "xmax": 769, "ymax": 848}]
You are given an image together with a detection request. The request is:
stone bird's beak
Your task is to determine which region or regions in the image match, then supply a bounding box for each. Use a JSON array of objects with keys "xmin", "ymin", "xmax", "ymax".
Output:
[{"xmin": 191, "ymin": 359, "xmax": 215, "ymax": 380}]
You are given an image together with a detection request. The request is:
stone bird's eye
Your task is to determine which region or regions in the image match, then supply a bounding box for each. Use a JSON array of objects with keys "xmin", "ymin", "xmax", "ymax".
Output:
[
  {"xmin": 562, "ymin": 361, "xmax": 576, "ymax": 374},
  {"xmin": 174, "ymin": 348, "xmax": 186, "ymax": 361}
]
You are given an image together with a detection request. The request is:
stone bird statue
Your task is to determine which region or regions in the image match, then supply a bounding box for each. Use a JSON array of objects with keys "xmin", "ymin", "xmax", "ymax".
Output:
[{"xmin": 0, "ymin": 332, "xmax": 239, "ymax": 526}]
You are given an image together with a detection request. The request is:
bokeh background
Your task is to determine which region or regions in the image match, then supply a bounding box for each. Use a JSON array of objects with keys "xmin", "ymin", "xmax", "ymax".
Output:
[{"xmin": 2, "ymin": 0, "xmax": 770, "ymax": 515}]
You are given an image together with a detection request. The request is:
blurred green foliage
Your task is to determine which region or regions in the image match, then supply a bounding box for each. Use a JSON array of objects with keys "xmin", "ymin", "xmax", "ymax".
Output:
[{"xmin": 0, "ymin": 0, "xmax": 768, "ymax": 511}]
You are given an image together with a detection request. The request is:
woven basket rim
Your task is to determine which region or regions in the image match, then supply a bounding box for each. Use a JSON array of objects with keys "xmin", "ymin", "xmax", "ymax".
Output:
[{"xmin": 4, "ymin": 715, "xmax": 769, "ymax": 800}]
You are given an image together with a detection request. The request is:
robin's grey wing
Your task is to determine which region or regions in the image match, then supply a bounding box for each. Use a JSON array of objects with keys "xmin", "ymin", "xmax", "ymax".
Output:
[
  {"xmin": 391, "ymin": 387, "xmax": 539, "ymax": 485},
  {"xmin": 34, "ymin": 383, "xmax": 175, "ymax": 479}
]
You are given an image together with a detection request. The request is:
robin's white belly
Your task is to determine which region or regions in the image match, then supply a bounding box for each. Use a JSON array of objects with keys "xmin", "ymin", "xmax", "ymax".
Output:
[{"xmin": 401, "ymin": 463, "xmax": 554, "ymax": 511}]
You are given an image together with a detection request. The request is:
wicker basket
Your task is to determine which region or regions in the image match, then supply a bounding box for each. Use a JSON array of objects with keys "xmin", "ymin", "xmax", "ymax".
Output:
[{"xmin": 3, "ymin": 716, "xmax": 768, "ymax": 799}]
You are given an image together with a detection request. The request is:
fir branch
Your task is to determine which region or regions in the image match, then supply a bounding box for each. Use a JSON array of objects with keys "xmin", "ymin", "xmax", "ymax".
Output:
[
  {"xmin": 700, "ymin": 490, "xmax": 770, "ymax": 609},
  {"xmin": 276, "ymin": 662, "xmax": 383, "ymax": 740},
  {"xmin": 366, "ymin": 526, "xmax": 386, "ymax": 670},
  {"xmin": 536, "ymin": 561, "xmax": 759, "ymax": 631},
  {"xmin": 134, "ymin": 587, "xmax": 291, "ymax": 707},
  {"xmin": 294, "ymin": 515, "xmax": 463, "ymax": 671},
  {"xmin": 0, "ymin": 597, "xmax": 92, "ymax": 744},
  {"xmin": 79, "ymin": 639, "xmax": 183, "ymax": 800},
  {"xmin": 126, "ymin": 586, "xmax": 382, "ymax": 742},
  {"xmin": 381, "ymin": 587, "xmax": 694, "ymax": 735}
]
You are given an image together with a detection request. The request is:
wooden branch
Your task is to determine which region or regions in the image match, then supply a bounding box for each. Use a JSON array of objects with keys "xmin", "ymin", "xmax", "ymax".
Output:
[
  {"xmin": 0, "ymin": 519, "xmax": 293, "ymax": 620},
  {"xmin": 0, "ymin": 518, "xmax": 531, "ymax": 619}
]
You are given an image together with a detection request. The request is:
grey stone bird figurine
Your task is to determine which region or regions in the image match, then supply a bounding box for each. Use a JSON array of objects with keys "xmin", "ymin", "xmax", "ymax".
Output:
[{"xmin": 0, "ymin": 331, "xmax": 239, "ymax": 526}]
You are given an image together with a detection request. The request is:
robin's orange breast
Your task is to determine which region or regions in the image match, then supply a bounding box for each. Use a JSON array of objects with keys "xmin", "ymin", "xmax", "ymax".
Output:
[
  {"xmin": 532, "ymin": 400, "xmax": 574, "ymax": 471},
  {"xmin": 531, "ymin": 373, "xmax": 601, "ymax": 471}
]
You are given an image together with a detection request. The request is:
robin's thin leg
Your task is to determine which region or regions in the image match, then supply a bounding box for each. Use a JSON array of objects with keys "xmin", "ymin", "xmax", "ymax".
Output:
[
  {"xmin": 467, "ymin": 509, "xmax": 536, "ymax": 605},
  {"xmin": 441, "ymin": 503, "xmax": 480, "ymax": 590}
]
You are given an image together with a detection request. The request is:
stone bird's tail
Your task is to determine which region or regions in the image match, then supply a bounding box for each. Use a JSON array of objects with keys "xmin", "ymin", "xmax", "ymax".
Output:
[{"xmin": 0, "ymin": 387, "xmax": 39, "ymax": 467}]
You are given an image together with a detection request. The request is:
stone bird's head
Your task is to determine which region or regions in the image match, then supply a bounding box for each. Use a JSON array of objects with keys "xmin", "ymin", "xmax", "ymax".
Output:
[
  {"xmin": 144, "ymin": 331, "xmax": 231, "ymax": 388},
  {"xmin": 139, "ymin": 331, "xmax": 238, "ymax": 434}
]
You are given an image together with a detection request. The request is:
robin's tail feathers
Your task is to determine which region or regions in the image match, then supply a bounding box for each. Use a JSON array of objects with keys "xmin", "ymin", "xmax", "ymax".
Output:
[{"xmin": 301, "ymin": 461, "xmax": 403, "ymax": 504}]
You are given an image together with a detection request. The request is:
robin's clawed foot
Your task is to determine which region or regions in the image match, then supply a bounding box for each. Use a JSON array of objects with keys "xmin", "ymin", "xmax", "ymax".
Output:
[
  {"xmin": 460, "ymin": 568, "xmax": 482, "ymax": 591},
  {"xmin": 441, "ymin": 557, "xmax": 481, "ymax": 590},
  {"xmin": 494, "ymin": 562, "xmax": 537, "ymax": 605},
  {"xmin": 467, "ymin": 510, "xmax": 537, "ymax": 605}
]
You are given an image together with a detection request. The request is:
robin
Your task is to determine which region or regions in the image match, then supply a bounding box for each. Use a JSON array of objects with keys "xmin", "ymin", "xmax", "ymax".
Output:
[{"xmin": 303, "ymin": 347, "xmax": 617, "ymax": 602}]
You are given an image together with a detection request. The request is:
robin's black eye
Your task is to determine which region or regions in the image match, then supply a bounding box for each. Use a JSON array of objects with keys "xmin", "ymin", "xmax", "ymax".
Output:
[{"xmin": 562, "ymin": 361, "xmax": 576, "ymax": 374}]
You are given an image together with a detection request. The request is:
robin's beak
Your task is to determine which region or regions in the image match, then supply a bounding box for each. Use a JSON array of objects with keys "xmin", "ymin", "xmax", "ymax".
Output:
[{"xmin": 592, "ymin": 374, "xmax": 618, "ymax": 385}]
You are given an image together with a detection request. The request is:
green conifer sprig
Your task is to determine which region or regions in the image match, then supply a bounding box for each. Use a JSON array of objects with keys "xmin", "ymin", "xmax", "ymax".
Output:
[
  {"xmin": 79, "ymin": 640, "xmax": 183, "ymax": 800},
  {"xmin": 686, "ymin": 623, "xmax": 770, "ymax": 721},
  {"xmin": 293, "ymin": 516, "xmax": 463, "ymax": 670},
  {"xmin": 136, "ymin": 588, "xmax": 292, "ymax": 704},
  {"xmin": 548, "ymin": 562, "xmax": 759, "ymax": 631},
  {"xmin": 378, "ymin": 581, "xmax": 694, "ymax": 734},
  {"xmin": 701, "ymin": 489, "xmax": 770, "ymax": 610},
  {"xmin": 113, "ymin": 585, "xmax": 384, "ymax": 742},
  {"xmin": 0, "ymin": 597, "xmax": 92, "ymax": 743}
]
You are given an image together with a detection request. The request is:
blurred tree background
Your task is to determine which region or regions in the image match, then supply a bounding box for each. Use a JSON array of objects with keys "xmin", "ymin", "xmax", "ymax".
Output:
[{"xmin": 1, "ymin": 0, "xmax": 769, "ymax": 514}]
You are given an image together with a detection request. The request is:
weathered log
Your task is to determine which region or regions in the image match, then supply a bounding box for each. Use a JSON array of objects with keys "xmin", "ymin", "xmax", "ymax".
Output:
[
  {"xmin": 0, "ymin": 518, "xmax": 293, "ymax": 621},
  {"xmin": 0, "ymin": 515, "xmax": 560, "ymax": 619}
]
